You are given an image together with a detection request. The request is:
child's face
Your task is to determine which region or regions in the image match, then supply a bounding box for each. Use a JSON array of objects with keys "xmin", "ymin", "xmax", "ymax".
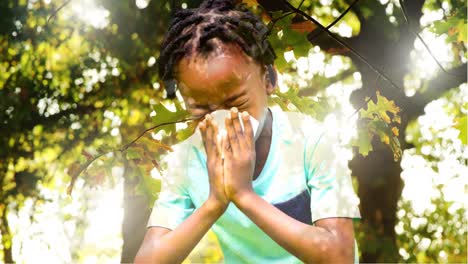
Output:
[{"xmin": 175, "ymin": 43, "xmax": 275, "ymax": 121}]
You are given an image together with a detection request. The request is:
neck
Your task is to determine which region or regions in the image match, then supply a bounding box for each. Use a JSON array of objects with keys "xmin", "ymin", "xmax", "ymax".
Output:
[{"xmin": 256, "ymin": 108, "xmax": 272, "ymax": 138}]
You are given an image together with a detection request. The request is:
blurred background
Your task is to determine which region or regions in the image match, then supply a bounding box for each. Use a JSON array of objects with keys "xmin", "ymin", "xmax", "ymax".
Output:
[{"xmin": 0, "ymin": 0, "xmax": 466, "ymax": 263}]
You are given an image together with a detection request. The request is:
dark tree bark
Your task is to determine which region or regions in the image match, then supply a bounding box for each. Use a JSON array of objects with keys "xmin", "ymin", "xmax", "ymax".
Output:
[
  {"xmin": 0, "ymin": 206, "xmax": 13, "ymax": 264},
  {"xmin": 120, "ymin": 161, "xmax": 152, "ymax": 263}
]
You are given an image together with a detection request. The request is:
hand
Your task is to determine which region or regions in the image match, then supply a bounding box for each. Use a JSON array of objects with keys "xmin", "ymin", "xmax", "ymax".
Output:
[
  {"xmin": 222, "ymin": 107, "xmax": 256, "ymax": 204},
  {"xmin": 199, "ymin": 114, "xmax": 230, "ymax": 212}
]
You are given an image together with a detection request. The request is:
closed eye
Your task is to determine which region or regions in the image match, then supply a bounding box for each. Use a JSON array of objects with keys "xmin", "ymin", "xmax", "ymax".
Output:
[{"xmin": 227, "ymin": 98, "xmax": 249, "ymax": 108}]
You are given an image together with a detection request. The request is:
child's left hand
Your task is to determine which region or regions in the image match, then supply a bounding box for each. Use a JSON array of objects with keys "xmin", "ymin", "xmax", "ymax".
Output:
[{"xmin": 222, "ymin": 107, "xmax": 256, "ymax": 203}]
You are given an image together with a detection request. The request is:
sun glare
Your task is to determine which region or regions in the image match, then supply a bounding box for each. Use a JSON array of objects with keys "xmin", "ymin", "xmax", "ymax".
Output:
[
  {"xmin": 410, "ymin": 9, "xmax": 454, "ymax": 79},
  {"xmin": 411, "ymin": 30, "xmax": 453, "ymax": 79},
  {"xmin": 61, "ymin": 0, "xmax": 110, "ymax": 29}
]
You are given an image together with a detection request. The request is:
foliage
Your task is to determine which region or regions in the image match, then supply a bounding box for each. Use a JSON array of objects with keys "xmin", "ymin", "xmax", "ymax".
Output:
[
  {"xmin": 66, "ymin": 101, "xmax": 193, "ymax": 206},
  {"xmin": 351, "ymin": 90, "xmax": 402, "ymax": 161},
  {"xmin": 266, "ymin": 10, "xmax": 315, "ymax": 71},
  {"xmin": 397, "ymin": 84, "xmax": 467, "ymax": 262},
  {"xmin": 396, "ymin": 188, "xmax": 466, "ymax": 262},
  {"xmin": 429, "ymin": 0, "xmax": 467, "ymax": 44},
  {"xmin": 269, "ymin": 84, "xmax": 332, "ymax": 121}
]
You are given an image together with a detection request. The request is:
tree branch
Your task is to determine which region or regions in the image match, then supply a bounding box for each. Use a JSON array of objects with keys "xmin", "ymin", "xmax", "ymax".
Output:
[
  {"xmin": 298, "ymin": 68, "xmax": 355, "ymax": 97},
  {"xmin": 406, "ymin": 63, "xmax": 467, "ymax": 120},
  {"xmin": 257, "ymin": 0, "xmax": 290, "ymax": 13},
  {"xmin": 399, "ymin": 0, "xmax": 463, "ymax": 77},
  {"xmin": 46, "ymin": 0, "xmax": 73, "ymax": 26},
  {"xmin": 307, "ymin": 0, "xmax": 360, "ymax": 41},
  {"xmin": 280, "ymin": 0, "xmax": 403, "ymax": 92}
]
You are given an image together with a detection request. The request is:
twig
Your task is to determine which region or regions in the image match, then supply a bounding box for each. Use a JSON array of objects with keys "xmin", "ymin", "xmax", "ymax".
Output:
[
  {"xmin": 282, "ymin": 0, "xmax": 403, "ymax": 92},
  {"xmin": 46, "ymin": 0, "xmax": 73, "ymax": 26},
  {"xmin": 308, "ymin": 0, "xmax": 360, "ymax": 41},
  {"xmin": 119, "ymin": 117, "xmax": 194, "ymax": 151},
  {"xmin": 399, "ymin": 0, "xmax": 464, "ymax": 77},
  {"xmin": 297, "ymin": 0, "xmax": 306, "ymax": 10},
  {"xmin": 267, "ymin": 0, "xmax": 305, "ymax": 34},
  {"xmin": 67, "ymin": 117, "xmax": 195, "ymax": 195}
]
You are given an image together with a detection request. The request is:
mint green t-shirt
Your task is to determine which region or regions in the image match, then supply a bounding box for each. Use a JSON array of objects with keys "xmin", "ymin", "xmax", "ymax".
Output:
[{"xmin": 147, "ymin": 106, "xmax": 362, "ymax": 263}]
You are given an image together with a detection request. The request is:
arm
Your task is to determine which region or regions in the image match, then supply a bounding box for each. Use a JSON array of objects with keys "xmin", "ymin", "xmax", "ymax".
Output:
[
  {"xmin": 135, "ymin": 114, "xmax": 230, "ymax": 263},
  {"xmin": 222, "ymin": 108, "xmax": 358, "ymax": 263},
  {"xmin": 134, "ymin": 199, "xmax": 225, "ymax": 264},
  {"xmin": 233, "ymin": 192, "xmax": 355, "ymax": 263}
]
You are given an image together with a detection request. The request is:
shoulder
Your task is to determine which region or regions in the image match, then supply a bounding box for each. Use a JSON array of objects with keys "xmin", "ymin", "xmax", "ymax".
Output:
[
  {"xmin": 161, "ymin": 136, "xmax": 195, "ymax": 171},
  {"xmin": 270, "ymin": 106, "xmax": 326, "ymax": 145},
  {"xmin": 158, "ymin": 136, "xmax": 201, "ymax": 191},
  {"xmin": 162, "ymin": 128, "xmax": 207, "ymax": 177},
  {"xmin": 167, "ymin": 126, "xmax": 204, "ymax": 156}
]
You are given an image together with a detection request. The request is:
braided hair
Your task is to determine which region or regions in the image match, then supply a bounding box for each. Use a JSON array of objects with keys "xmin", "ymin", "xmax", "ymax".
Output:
[{"xmin": 157, "ymin": 0, "xmax": 277, "ymax": 99}]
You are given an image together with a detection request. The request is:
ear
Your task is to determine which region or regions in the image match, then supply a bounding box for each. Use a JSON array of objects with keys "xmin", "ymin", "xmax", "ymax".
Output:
[{"xmin": 264, "ymin": 64, "xmax": 277, "ymax": 95}]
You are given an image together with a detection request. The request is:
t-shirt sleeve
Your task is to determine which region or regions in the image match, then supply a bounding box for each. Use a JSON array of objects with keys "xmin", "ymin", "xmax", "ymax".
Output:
[
  {"xmin": 146, "ymin": 144, "xmax": 195, "ymax": 230},
  {"xmin": 304, "ymin": 124, "xmax": 361, "ymax": 223}
]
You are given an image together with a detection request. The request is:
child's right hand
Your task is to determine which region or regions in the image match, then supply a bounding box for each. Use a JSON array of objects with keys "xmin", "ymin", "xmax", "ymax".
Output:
[{"xmin": 199, "ymin": 114, "xmax": 230, "ymax": 212}]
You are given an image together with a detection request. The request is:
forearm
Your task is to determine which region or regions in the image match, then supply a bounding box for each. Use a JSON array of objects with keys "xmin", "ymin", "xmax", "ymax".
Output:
[
  {"xmin": 138, "ymin": 199, "xmax": 225, "ymax": 263},
  {"xmin": 234, "ymin": 191, "xmax": 352, "ymax": 263}
]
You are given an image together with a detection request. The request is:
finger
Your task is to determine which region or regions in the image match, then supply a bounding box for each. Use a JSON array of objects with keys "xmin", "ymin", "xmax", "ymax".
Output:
[
  {"xmin": 222, "ymin": 133, "xmax": 232, "ymax": 159},
  {"xmin": 225, "ymin": 116, "xmax": 240, "ymax": 153},
  {"xmin": 205, "ymin": 114, "xmax": 213, "ymax": 155},
  {"xmin": 199, "ymin": 120, "xmax": 208, "ymax": 150},
  {"xmin": 230, "ymin": 107, "xmax": 244, "ymax": 138},
  {"xmin": 198, "ymin": 119, "xmax": 206, "ymax": 133},
  {"xmin": 211, "ymin": 119, "xmax": 221, "ymax": 158},
  {"xmin": 241, "ymin": 111, "xmax": 254, "ymax": 148},
  {"xmin": 208, "ymin": 115, "xmax": 218, "ymax": 148}
]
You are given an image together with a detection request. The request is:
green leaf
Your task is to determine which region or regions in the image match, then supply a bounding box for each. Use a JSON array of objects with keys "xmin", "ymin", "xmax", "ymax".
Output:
[
  {"xmin": 132, "ymin": 161, "xmax": 161, "ymax": 205},
  {"xmin": 126, "ymin": 147, "xmax": 144, "ymax": 160},
  {"xmin": 293, "ymin": 42, "xmax": 311, "ymax": 58},
  {"xmin": 176, "ymin": 120, "xmax": 197, "ymax": 141},
  {"xmin": 456, "ymin": 19, "xmax": 467, "ymax": 43},
  {"xmin": 431, "ymin": 15, "xmax": 467, "ymax": 44},
  {"xmin": 274, "ymin": 53, "xmax": 289, "ymax": 72},
  {"xmin": 359, "ymin": 91, "xmax": 400, "ymax": 124},
  {"xmin": 356, "ymin": 91, "xmax": 402, "ymax": 160},
  {"xmin": 151, "ymin": 102, "xmax": 189, "ymax": 134},
  {"xmin": 353, "ymin": 128, "xmax": 373, "ymax": 157},
  {"xmin": 454, "ymin": 115, "xmax": 467, "ymax": 145}
]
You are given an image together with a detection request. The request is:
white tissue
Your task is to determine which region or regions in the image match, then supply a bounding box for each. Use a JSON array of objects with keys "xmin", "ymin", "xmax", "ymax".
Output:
[
  {"xmin": 205, "ymin": 109, "xmax": 259, "ymax": 159},
  {"xmin": 209, "ymin": 109, "xmax": 259, "ymax": 142}
]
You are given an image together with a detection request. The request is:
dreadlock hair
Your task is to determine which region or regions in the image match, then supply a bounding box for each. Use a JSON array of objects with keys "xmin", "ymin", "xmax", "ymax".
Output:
[{"xmin": 157, "ymin": 0, "xmax": 277, "ymax": 99}]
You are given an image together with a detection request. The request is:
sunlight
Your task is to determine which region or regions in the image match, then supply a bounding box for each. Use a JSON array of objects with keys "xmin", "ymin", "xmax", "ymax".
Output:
[
  {"xmin": 277, "ymin": 71, "xmax": 291, "ymax": 93},
  {"xmin": 82, "ymin": 175, "xmax": 124, "ymax": 263},
  {"xmin": 10, "ymin": 170, "xmax": 124, "ymax": 263},
  {"xmin": 401, "ymin": 86, "xmax": 468, "ymax": 214},
  {"xmin": 411, "ymin": 30, "xmax": 453, "ymax": 79},
  {"xmin": 400, "ymin": 153, "xmax": 439, "ymax": 214},
  {"xmin": 136, "ymin": 0, "xmax": 150, "ymax": 9},
  {"xmin": 410, "ymin": 8, "xmax": 454, "ymax": 79},
  {"xmin": 331, "ymin": 22, "xmax": 353, "ymax": 38},
  {"xmin": 64, "ymin": 0, "xmax": 110, "ymax": 29}
]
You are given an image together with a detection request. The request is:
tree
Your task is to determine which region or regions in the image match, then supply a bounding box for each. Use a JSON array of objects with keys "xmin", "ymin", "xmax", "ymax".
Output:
[{"xmin": 256, "ymin": 0, "xmax": 466, "ymax": 261}]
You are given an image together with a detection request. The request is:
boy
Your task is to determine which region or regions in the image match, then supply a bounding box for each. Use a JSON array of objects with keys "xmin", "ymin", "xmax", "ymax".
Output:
[{"xmin": 135, "ymin": 0, "xmax": 361, "ymax": 263}]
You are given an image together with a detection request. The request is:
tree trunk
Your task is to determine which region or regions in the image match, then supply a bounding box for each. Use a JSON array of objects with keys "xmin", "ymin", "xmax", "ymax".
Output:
[
  {"xmin": 120, "ymin": 162, "xmax": 152, "ymax": 263},
  {"xmin": 1, "ymin": 206, "xmax": 13, "ymax": 264},
  {"xmin": 349, "ymin": 140, "xmax": 404, "ymax": 262},
  {"xmin": 348, "ymin": 62, "xmax": 410, "ymax": 262}
]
